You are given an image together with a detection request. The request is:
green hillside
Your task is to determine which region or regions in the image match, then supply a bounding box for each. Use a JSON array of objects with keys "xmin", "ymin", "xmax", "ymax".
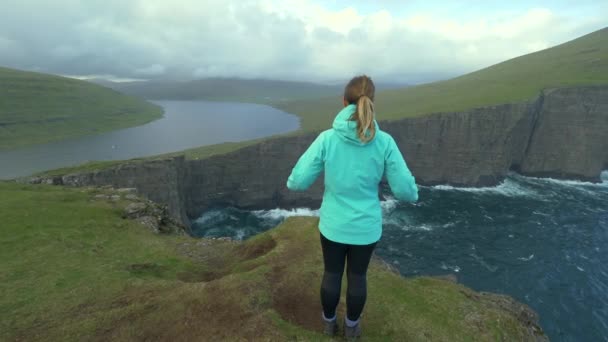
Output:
[
  {"xmin": 278, "ymin": 27, "xmax": 608, "ymax": 131},
  {"xmin": 0, "ymin": 67, "xmax": 163, "ymax": 150},
  {"xmin": 0, "ymin": 182, "xmax": 544, "ymax": 341}
]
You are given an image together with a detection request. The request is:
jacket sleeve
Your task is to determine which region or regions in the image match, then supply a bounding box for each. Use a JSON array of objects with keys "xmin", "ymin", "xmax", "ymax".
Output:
[
  {"xmin": 286, "ymin": 133, "xmax": 326, "ymax": 191},
  {"xmin": 385, "ymin": 137, "xmax": 418, "ymax": 202}
]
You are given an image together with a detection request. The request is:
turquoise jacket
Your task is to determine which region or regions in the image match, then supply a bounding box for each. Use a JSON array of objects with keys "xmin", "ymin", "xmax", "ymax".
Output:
[{"xmin": 286, "ymin": 104, "xmax": 418, "ymax": 245}]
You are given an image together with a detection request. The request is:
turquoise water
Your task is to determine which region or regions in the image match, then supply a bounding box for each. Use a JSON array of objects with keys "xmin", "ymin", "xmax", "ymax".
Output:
[{"xmin": 192, "ymin": 172, "xmax": 608, "ymax": 341}]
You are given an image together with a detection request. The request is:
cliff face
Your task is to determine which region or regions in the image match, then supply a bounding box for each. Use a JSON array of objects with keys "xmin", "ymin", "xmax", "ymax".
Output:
[
  {"xmin": 383, "ymin": 101, "xmax": 538, "ymax": 186},
  {"xmin": 184, "ymin": 132, "xmax": 324, "ymax": 218},
  {"xmin": 385, "ymin": 86, "xmax": 608, "ymax": 185},
  {"xmin": 518, "ymin": 86, "xmax": 608, "ymax": 179},
  {"xmin": 33, "ymin": 85, "xmax": 608, "ymax": 224}
]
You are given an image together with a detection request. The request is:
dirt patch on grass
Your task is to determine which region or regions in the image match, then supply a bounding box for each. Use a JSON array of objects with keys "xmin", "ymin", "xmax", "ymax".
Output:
[
  {"xmin": 269, "ymin": 265, "xmax": 323, "ymax": 332},
  {"xmin": 174, "ymin": 240, "xmax": 239, "ymax": 283},
  {"xmin": 237, "ymin": 236, "xmax": 277, "ymax": 260},
  {"xmin": 176, "ymin": 269, "xmax": 227, "ymax": 282},
  {"xmin": 85, "ymin": 273, "xmax": 284, "ymax": 341},
  {"xmin": 126, "ymin": 263, "xmax": 168, "ymax": 278}
]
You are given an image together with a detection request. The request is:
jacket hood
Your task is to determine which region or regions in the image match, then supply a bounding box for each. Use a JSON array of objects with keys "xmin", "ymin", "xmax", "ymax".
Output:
[{"xmin": 332, "ymin": 104, "xmax": 380, "ymax": 146}]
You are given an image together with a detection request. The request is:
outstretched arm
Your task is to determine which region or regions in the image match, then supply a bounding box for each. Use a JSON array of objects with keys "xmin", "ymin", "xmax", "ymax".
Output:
[
  {"xmin": 287, "ymin": 133, "xmax": 326, "ymax": 191},
  {"xmin": 385, "ymin": 137, "xmax": 418, "ymax": 202}
]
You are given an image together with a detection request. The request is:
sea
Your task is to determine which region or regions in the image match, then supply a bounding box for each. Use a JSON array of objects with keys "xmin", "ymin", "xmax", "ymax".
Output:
[{"xmin": 191, "ymin": 171, "xmax": 608, "ymax": 341}]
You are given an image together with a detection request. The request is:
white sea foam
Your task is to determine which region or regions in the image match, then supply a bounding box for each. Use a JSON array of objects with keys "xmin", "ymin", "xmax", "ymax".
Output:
[
  {"xmin": 429, "ymin": 171, "xmax": 608, "ymax": 198},
  {"xmin": 235, "ymin": 229, "xmax": 246, "ymax": 241},
  {"xmin": 193, "ymin": 209, "xmax": 226, "ymax": 225},
  {"xmin": 252, "ymin": 207, "xmax": 319, "ymax": 221},
  {"xmin": 381, "ymin": 197, "xmax": 398, "ymax": 213},
  {"xmin": 253, "ymin": 199, "xmax": 400, "ymax": 221},
  {"xmin": 430, "ymin": 177, "xmax": 539, "ymax": 198},
  {"xmin": 440, "ymin": 262, "xmax": 461, "ymax": 273},
  {"xmin": 399, "ymin": 222, "xmax": 452, "ymax": 232},
  {"xmin": 518, "ymin": 254, "xmax": 535, "ymax": 262},
  {"xmin": 518, "ymin": 172, "xmax": 608, "ymax": 188},
  {"xmin": 416, "ymin": 224, "xmax": 434, "ymax": 231}
]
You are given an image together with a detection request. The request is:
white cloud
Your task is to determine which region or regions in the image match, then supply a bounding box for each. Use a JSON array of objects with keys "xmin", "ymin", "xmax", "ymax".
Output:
[
  {"xmin": 0, "ymin": 0, "xmax": 603, "ymax": 83},
  {"xmin": 135, "ymin": 64, "xmax": 166, "ymax": 76}
]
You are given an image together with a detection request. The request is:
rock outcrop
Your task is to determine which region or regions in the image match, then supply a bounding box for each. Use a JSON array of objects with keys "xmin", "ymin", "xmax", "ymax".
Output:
[
  {"xmin": 28, "ymin": 85, "xmax": 608, "ymax": 225},
  {"xmin": 30, "ymin": 157, "xmax": 192, "ymax": 225},
  {"xmin": 90, "ymin": 187, "xmax": 187, "ymax": 235}
]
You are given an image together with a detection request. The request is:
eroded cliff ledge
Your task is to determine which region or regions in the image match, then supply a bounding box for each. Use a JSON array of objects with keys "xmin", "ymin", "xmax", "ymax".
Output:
[{"xmin": 30, "ymin": 85, "xmax": 608, "ymax": 225}]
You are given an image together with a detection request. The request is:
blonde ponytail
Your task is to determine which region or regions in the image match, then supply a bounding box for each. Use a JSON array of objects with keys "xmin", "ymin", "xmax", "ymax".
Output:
[
  {"xmin": 356, "ymin": 95, "xmax": 376, "ymax": 142},
  {"xmin": 344, "ymin": 75, "xmax": 377, "ymax": 143}
]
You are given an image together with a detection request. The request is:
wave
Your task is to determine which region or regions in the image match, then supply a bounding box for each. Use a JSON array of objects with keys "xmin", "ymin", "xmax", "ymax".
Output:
[
  {"xmin": 390, "ymin": 221, "xmax": 455, "ymax": 232},
  {"xmin": 470, "ymin": 253, "xmax": 498, "ymax": 272},
  {"xmin": 252, "ymin": 207, "xmax": 319, "ymax": 221},
  {"xmin": 253, "ymin": 198, "xmax": 401, "ymax": 221},
  {"xmin": 193, "ymin": 209, "xmax": 228, "ymax": 225},
  {"xmin": 427, "ymin": 171, "xmax": 608, "ymax": 198},
  {"xmin": 519, "ymin": 173, "xmax": 608, "ymax": 188},
  {"xmin": 440, "ymin": 262, "xmax": 461, "ymax": 273},
  {"xmin": 235, "ymin": 229, "xmax": 246, "ymax": 241},
  {"xmin": 517, "ymin": 254, "xmax": 535, "ymax": 262},
  {"xmin": 381, "ymin": 197, "xmax": 398, "ymax": 213},
  {"xmin": 513, "ymin": 173, "xmax": 608, "ymax": 199},
  {"xmin": 429, "ymin": 177, "xmax": 541, "ymax": 198}
]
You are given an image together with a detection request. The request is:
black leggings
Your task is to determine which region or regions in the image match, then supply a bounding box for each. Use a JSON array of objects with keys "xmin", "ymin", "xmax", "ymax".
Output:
[{"xmin": 320, "ymin": 232, "xmax": 377, "ymax": 321}]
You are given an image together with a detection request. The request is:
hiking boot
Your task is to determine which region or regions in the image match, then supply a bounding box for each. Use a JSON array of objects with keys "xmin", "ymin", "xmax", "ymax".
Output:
[
  {"xmin": 344, "ymin": 320, "xmax": 362, "ymax": 340},
  {"xmin": 323, "ymin": 318, "xmax": 339, "ymax": 336}
]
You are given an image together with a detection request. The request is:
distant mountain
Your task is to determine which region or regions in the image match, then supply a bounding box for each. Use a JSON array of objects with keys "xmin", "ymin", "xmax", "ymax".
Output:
[
  {"xmin": 278, "ymin": 27, "xmax": 608, "ymax": 131},
  {"xmin": 95, "ymin": 78, "xmax": 344, "ymax": 103},
  {"xmin": 92, "ymin": 77, "xmax": 410, "ymax": 103},
  {"xmin": 0, "ymin": 67, "xmax": 162, "ymax": 150}
]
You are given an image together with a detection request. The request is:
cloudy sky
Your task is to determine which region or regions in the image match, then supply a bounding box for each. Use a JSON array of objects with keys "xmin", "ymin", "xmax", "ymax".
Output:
[{"xmin": 0, "ymin": 0, "xmax": 605, "ymax": 83}]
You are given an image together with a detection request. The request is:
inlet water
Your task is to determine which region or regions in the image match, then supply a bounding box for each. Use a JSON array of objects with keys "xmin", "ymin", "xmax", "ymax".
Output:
[
  {"xmin": 191, "ymin": 172, "xmax": 608, "ymax": 342},
  {"xmin": 0, "ymin": 100, "xmax": 299, "ymax": 179}
]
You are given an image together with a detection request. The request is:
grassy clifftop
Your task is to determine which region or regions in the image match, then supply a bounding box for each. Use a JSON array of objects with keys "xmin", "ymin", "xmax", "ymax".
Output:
[
  {"xmin": 278, "ymin": 27, "xmax": 608, "ymax": 131},
  {"xmin": 1, "ymin": 182, "xmax": 545, "ymax": 341},
  {"xmin": 0, "ymin": 67, "xmax": 163, "ymax": 150}
]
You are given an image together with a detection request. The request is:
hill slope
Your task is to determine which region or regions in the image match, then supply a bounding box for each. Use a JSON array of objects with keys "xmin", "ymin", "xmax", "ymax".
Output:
[
  {"xmin": 0, "ymin": 67, "xmax": 163, "ymax": 150},
  {"xmin": 0, "ymin": 182, "xmax": 545, "ymax": 341},
  {"xmin": 278, "ymin": 27, "xmax": 608, "ymax": 131}
]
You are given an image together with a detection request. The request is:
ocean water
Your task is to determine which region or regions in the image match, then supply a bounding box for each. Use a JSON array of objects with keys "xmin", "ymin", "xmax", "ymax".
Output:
[{"xmin": 191, "ymin": 172, "xmax": 608, "ymax": 341}]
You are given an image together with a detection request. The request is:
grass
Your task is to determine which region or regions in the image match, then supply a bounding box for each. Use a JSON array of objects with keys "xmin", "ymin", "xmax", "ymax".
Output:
[
  {"xmin": 276, "ymin": 27, "xmax": 608, "ymax": 131},
  {"xmin": 0, "ymin": 67, "xmax": 163, "ymax": 150},
  {"xmin": 0, "ymin": 182, "xmax": 204, "ymax": 341},
  {"xmin": 0, "ymin": 182, "xmax": 543, "ymax": 341},
  {"xmin": 36, "ymin": 160, "xmax": 134, "ymax": 177}
]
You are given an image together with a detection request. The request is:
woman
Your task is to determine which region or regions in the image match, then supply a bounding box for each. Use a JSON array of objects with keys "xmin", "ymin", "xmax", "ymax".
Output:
[{"xmin": 286, "ymin": 75, "xmax": 418, "ymax": 339}]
